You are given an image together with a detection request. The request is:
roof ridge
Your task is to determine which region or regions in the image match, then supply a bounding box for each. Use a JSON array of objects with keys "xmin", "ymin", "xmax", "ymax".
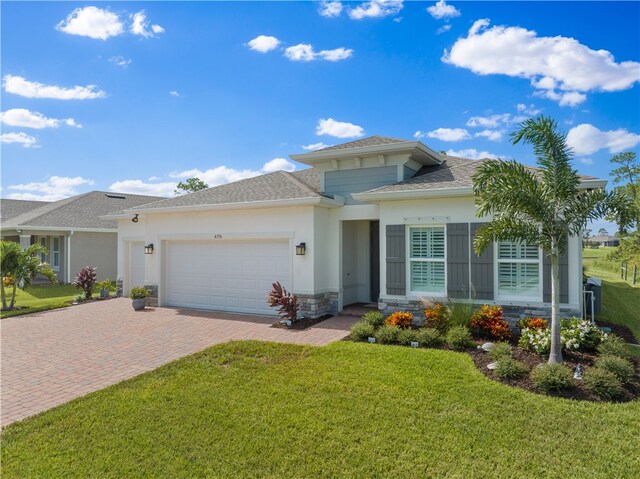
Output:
[{"xmin": 281, "ymin": 170, "xmax": 319, "ymax": 196}]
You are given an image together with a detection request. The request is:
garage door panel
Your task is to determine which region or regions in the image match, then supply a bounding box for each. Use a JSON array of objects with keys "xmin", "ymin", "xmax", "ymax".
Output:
[{"xmin": 166, "ymin": 240, "xmax": 290, "ymax": 315}]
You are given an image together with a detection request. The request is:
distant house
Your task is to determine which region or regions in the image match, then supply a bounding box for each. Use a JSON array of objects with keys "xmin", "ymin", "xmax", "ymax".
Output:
[
  {"xmin": 1, "ymin": 192, "xmax": 165, "ymax": 283},
  {"xmin": 589, "ymin": 235, "xmax": 620, "ymax": 247}
]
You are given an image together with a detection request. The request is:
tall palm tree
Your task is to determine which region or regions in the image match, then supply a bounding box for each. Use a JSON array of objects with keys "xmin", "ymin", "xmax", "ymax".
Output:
[{"xmin": 472, "ymin": 116, "xmax": 614, "ymax": 364}]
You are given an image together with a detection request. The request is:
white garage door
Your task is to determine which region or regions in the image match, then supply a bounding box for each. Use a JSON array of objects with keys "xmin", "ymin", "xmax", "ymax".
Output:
[
  {"xmin": 165, "ymin": 240, "xmax": 290, "ymax": 315},
  {"xmin": 129, "ymin": 242, "xmax": 145, "ymax": 293}
]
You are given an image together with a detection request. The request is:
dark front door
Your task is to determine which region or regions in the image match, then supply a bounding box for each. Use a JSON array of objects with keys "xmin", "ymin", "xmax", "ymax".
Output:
[{"xmin": 370, "ymin": 221, "xmax": 380, "ymax": 302}]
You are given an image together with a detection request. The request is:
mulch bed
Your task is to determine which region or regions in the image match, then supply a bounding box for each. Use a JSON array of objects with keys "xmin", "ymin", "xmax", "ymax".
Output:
[
  {"xmin": 271, "ymin": 314, "xmax": 333, "ymax": 330},
  {"xmin": 596, "ymin": 320, "xmax": 638, "ymax": 344},
  {"xmin": 469, "ymin": 341, "xmax": 640, "ymax": 402}
]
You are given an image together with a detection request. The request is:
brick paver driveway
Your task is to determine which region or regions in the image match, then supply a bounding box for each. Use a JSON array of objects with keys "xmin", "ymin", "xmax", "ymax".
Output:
[{"xmin": 1, "ymin": 298, "xmax": 357, "ymax": 427}]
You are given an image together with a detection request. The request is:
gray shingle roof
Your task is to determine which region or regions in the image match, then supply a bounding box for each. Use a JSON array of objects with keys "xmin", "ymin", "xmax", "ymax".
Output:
[
  {"xmin": 130, "ymin": 169, "xmax": 323, "ymax": 210},
  {"xmin": 318, "ymin": 136, "xmax": 408, "ymax": 152},
  {"xmin": 0, "ymin": 199, "xmax": 50, "ymax": 221},
  {"xmin": 1, "ymin": 191, "xmax": 165, "ymax": 230}
]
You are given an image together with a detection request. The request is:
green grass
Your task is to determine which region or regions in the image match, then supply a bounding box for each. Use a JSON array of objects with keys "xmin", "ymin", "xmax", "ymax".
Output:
[
  {"xmin": 2, "ymin": 341, "xmax": 639, "ymax": 478},
  {"xmin": 583, "ymin": 247, "xmax": 640, "ymax": 342},
  {"xmin": 0, "ymin": 284, "xmax": 85, "ymax": 318}
]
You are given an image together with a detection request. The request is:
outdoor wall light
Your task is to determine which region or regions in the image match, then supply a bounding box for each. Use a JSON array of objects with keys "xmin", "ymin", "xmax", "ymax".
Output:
[
  {"xmin": 144, "ymin": 243, "xmax": 154, "ymax": 254},
  {"xmin": 131, "ymin": 214, "xmax": 139, "ymax": 223},
  {"xmin": 295, "ymin": 242, "xmax": 306, "ymax": 255}
]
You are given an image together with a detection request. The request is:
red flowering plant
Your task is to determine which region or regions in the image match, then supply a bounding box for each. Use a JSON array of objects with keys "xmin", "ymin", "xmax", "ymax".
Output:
[
  {"xmin": 471, "ymin": 304, "xmax": 512, "ymax": 341},
  {"xmin": 518, "ymin": 317, "xmax": 548, "ymax": 331},
  {"xmin": 423, "ymin": 302, "xmax": 449, "ymax": 332},
  {"xmin": 385, "ymin": 311, "xmax": 414, "ymax": 329}
]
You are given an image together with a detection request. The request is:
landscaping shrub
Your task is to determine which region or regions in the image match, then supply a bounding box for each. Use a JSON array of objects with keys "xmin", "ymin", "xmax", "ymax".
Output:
[
  {"xmin": 597, "ymin": 334, "xmax": 631, "ymax": 359},
  {"xmin": 397, "ymin": 328, "xmax": 418, "ymax": 346},
  {"xmin": 446, "ymin": 326, "xmax": 473, "ymax": 350},
  {"xmin": 130, "ymin": 287, "xmax": 149, "ymax": 300},
  {"xmin": 375, "ymin": 325, "xmax": 400, "ymax": 344},
  {"xmin": 494, "ymin": 358, "xmax": 529, "ymax": 379},
  {"xmin": 530, "ymin": 363, "xmax": 574, "ymax": 392},
  {"xmin": 488, "ymin": 342, "xmax": 513, "ymax": 361},
  {"xmin": 423, "ymin": 303, "xmax": 448, "ymax": 331},
  {"xmin": 414, "ymin": 328, "xmax": 443, "ymax": 347},
  {"xmin": 471, "ymin": 304, "xmax": 512, "ymax": 341},
  {"xmin": 350, "ymin": 321, "xmax": 375, "ymax": 342},
  {"xmin": 583, "ymin": 367, "xmax": 625, "ymax": 400},
  {"xmin": 267, "ymin": 281, "xmax": 299, "ymax": 323},
  {"xmin": 519, "ymin": 318, "xmax": 604, "ymax": 354},
  {"xmin": 446, "ymin": 300, "xmax": 474, "ymax": 329},
  {"xmin": 362, "ymin": 310, "xmax": 385, "ymax": 328},
  {"xmin": 385, "ymin": 311, "xmax": 413, "ymax": 329},
  {"xmin": 72, "ymin": 266, "xmax": 97, "ymax": 299},
  {"xmin": 594, "ymin": 355, "xmax": 635, "ymax": 384},
  {"xmin": 518, "ymin": 317, "xmax": 548, "ymax": 331}
]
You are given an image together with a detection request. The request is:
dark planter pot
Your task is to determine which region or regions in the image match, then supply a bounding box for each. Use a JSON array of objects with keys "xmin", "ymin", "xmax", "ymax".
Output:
[
  {"xmin": 100, "ymin": 288, "xmax": 109, "ymax": 299},
  {"xmin": 132, "ymin": 298, "xmax": 146, "ymax": 311}
]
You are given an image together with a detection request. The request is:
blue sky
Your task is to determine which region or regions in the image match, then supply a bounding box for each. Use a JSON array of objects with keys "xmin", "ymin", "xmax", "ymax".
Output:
[{"xmin": 1, "ymin": 1, "xmax": 639, "ymax": 231}]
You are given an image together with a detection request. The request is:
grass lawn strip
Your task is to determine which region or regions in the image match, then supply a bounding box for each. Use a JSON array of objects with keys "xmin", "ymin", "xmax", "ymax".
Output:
[
  {"xmin": 2, "ymin": 341, "xmax": 639, "ymax": 478},
  {"xmin": 0, "ymin": 284, "xmax": 104, "ymax": 319}
]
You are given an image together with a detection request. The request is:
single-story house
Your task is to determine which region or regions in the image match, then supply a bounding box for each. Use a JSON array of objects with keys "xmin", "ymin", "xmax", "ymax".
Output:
[
  {"xmin": 587, "ymin": 235, "xmax": 620, "ymax": 247},
  {"xmin": 1, "ymin": 191, "xmax": 165, "ymax": 283},
  {"xmin": 108, "ymin": 136, "xmax": 606, "ymax": 318}
]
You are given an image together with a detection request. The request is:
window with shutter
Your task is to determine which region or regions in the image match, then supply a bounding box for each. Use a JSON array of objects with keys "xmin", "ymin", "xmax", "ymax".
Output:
[
  {"xmin": 409, "ymin": 227, "xmax": 446, "ymax": 294},
  {"xmin": 496, "ymin": 240, "xmax": 541, "ymax": 300}
]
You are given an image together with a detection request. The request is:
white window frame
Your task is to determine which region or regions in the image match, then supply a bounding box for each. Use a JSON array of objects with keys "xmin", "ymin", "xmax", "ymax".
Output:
[
  {"xmin": 52, "ymin": 236, "xmax": 60, "ymax": 271},
  {"xmin": 37, "ymin": 236, "xmax": 48, "ymax": 263},
  {"xmin": 406, "ymin": 224, "xmax": 447, "ymax": 297},
  {"xmin": 494, "ymin": 240, "xmax": 543, "ymax": 302}
]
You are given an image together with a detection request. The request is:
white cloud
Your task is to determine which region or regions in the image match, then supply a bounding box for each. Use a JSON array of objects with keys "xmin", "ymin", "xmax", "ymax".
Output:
[
  {"xmin": 1, "ymin": 132, "xmax": 38, "ymax": 148},
  {"xmin": 283, "ymin": 44, "xmax": 353, "ymax": 62},
  {"xmin": 418, "ymin": 127, "xmax": 471, "ymax": 142},
  {"xmin": 516, "ymin": 103, "xmax": 541, "ymax": 115},
  {"xmin": 348, "ymin": 0, "xmax": 404, "ymax": 20},
  {"xmin": 466, "ymin": 113, "xmax": 512, "ymax": 128},
  {"xmin": 475, "ymin": 129, "xmax": 503, "ymax": 141},
  {"xmin": 580, "ymin": 158, "xmax": 594, "ymax": 165},
  {"xmin": 0, "ymin": 108, "xmax": 81, "ymax": 129},
  {"xmin": 566, "ymin": 124, "xmax": 640, "ymax": 156},
  {"xmin": 56, "ymin": 6, "xmax": 124, "ymax": 40},
  {"xmin": 443, "ymin": 19, "xmax": 640, "ymax": 106},
  {"xmin": 262, "ymin": 158, "xmax": 297, "ymax": 173},
  {"xmin": 169, "ymin": 90, "xmax": 180, "ymax": 96},
  {"xmin": 248, "ymin": 35, "xmax": 281, "ymax": 53},
  {"xmin": 3, "ymin": 75, "xmax": 106, "ymax": 100},
  {"xmin": 319, "ymin": 1, "xmax": 343, "ymax": 18},
  {"xmin": 107, "ymin": 179, "xmax": 175, "ymax": 197},
  {"xmin": 445, "ymin": 148, "xmax": 500, "ymax": 160},
  {"xmin": 130, "ymin": 11, "xmax": 164, "ymax": 38},
  {"xmin": 318, "ymin": 47, "xmax": 353, "ymax": 61},
  {"xmin": 427, "ymin": 1, "xmax": 461, "ymax": 20},
  {"xmin": 316, "ymin": 118, "xmax": 364, "ymax": 138},
  {"xmin": 437, "ymin": 24, "xmax": 452, "ymax": 34},
  {"xmin": 302, "ymin": 142, "xmax": 330, "ymax": 151},
  {"xmin": 7, "ymin": 176, "xmax": 94, "ymax": 201},
  {"xmin": 109, "ymin": 56, "xmax": 132, "ymax": 68}
]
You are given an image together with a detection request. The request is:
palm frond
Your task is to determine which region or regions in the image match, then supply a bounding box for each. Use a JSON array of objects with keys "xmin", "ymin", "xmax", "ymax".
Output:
[{"xmin": 473, "ymin": 217, "xmax": 543, "ymax": 255}]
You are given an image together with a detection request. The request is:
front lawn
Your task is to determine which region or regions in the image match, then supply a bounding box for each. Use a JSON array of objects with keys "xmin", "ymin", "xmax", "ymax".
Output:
[
  {"xmin": 0, "ymin": 284, "xmax": 81, "ymax": 318},
  {"xmin": 2, "ymin": 341, "xmax": 638, "ymax": 478}
]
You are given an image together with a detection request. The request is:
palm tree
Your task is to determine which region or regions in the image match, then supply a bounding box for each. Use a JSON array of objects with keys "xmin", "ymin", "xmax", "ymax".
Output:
[
  {"xmin": 472, "ymin": 116, "xmax": 614, "ymax": 364},
  {"xmin": 0, "ymin": 241, "xmax": 57, "ymax": 311}
]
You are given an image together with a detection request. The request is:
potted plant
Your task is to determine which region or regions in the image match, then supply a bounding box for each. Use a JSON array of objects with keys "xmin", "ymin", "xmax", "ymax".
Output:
[
  {"xmin": 98, "ymin": 279, "xmax": 114, "ymax": 299},
  {"xmin": 130, "ymin": 286, "xmax": 149, "ymax": 311}
]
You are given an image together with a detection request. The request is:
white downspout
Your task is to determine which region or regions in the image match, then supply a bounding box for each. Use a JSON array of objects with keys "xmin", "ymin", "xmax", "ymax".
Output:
[{"xmin": 67, "ymin": 231, "xmax": 74, "ymax": 284}]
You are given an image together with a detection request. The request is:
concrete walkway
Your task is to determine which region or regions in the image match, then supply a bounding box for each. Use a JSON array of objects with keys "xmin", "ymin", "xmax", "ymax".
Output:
[{"xmin": 1, "ymin": 298, "xmax": 357, "ymax": 427}]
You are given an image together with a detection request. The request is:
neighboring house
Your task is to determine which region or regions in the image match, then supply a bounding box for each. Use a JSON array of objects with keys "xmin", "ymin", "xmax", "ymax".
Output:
[
  {"xmin": 109, "ymin": 136, "xmax": 607, "ymax": 318},
  {"xmin": 1, "ymin": 192, "xmax": 165, "ymax": 283},
  {"xmin": 588, "ymin": 235, "xmax": 620, "ymax": 247}
]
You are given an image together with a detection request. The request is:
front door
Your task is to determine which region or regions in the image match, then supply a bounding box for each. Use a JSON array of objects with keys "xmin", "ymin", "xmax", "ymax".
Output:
[{"xmin": 370, "ymin": 221, "xmax": 380, "ymax": 302}]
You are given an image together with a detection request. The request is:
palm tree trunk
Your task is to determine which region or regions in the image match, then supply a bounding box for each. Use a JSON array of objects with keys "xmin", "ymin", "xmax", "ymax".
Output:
[
  {"xmin": 9, "ymin": 281, "xmax": 17, "ymax": 310},
  {"xmin": 1, "ymin": 281, "xmax": 6, "ymax": 310},
  {"xmin": 548, "ymin": 244, "xmax": 563, "ymax": 364}
]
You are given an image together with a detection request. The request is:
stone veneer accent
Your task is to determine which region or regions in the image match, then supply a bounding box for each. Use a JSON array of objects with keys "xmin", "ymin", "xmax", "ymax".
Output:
[
  {"xmin": 144, "ymin": 284, "xmax": 159, "ymax": 307},
  {"xmin": 116, "ymin": 279, "xmax": 123, "ymax": 298},
  {"xmin": 297, "ymin": 292, "xmax": 339, "ymax": 319}
]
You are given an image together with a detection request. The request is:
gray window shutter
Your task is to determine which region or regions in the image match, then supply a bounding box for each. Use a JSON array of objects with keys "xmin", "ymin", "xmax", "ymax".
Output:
[
  {"xmin": 470, "ymin": 223, "xmax": 494, "ymax": 300},
  {"xmin": 543, "ymin": 241, "xmax": 569, "ymax": 303},
  {"xmin": 447, "ymin": 223, "xmax": 470, "ymax": 298},
  {"xmin": 386, "ymin": 225, "xmax": 406, "ymax": 295}
]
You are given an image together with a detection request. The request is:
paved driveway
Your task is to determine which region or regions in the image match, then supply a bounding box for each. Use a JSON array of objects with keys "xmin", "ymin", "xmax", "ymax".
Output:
[{"xmin": 1, "ymin": 298, "xmax": 356, "ymax": 427}]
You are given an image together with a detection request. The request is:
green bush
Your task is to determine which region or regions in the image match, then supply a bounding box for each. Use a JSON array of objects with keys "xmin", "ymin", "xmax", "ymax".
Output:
[
  {"xmin": 130, "ymin": 287, "xmax": 149, "ymax": 300},
  {"xmin": 597, "ymin": 335, "xmax": 631, "ymax": 359},
  {"xmin": 397, "ymin": 329, "xmax": 418, "ymax": 346},
  {"xmin": 530, "ymin": 363, "xmax": 574, "ymax": 392},
  {"xmin": 446, "ymin": 300, "xmax": 475, "ymax": 329},
  {"xmin": 445, "ymin": 326, "xmax": 473, "ymax": 350},
  {"xmin": 583, "ymin": 367, "xmax": 625, "ymax": 400},
  {"xmin": 414, "ymin": 328, "xmax": 443, "ymax": 347},
  {"xmin": 350, "ymin": 321, "xmax": 375, "ymax": 342},
  {"xmin": 594, "ymin": 355, "xmax": 635, "ymax": 384},
  {"xmin": 375, "ymin": 325, "xmax": 400, "ymax": 345},
  {"xmin": 362, "ymin": 310, "xmax": 385, "ymax": 328},
  {"xmin": 494, "ymin": 358, "xmax": 529, "ymax": 379},
  {"xmin": 488, "ymin": 342, "xmax": 513, "ymax": 361}
]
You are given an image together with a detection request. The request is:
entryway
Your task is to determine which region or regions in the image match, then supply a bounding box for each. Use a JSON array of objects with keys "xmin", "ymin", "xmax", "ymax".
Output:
[{"xmin": 341, "ymin": 220, "xmax": 380, "ymax": 308}]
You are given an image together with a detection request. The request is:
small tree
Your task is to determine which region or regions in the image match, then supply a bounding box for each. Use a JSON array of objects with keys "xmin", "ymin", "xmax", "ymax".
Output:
[
  {"xmin": 607, "ymin": 152, "xmax": 639, "ymax": 233},
  {"xmin": 1, "ymin": 241, "xmax": 57, "ymax": 310},
  {"xmin": 73, "ymin": 266, "xmax": 97, "ymax": 299},
  {"xmin": 472, "ymin": 116, "xmax": 616, "ymax": 364},
  {"xmin": 174, "ymin": 177, "xmax": 208, "ymax": 195}
]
